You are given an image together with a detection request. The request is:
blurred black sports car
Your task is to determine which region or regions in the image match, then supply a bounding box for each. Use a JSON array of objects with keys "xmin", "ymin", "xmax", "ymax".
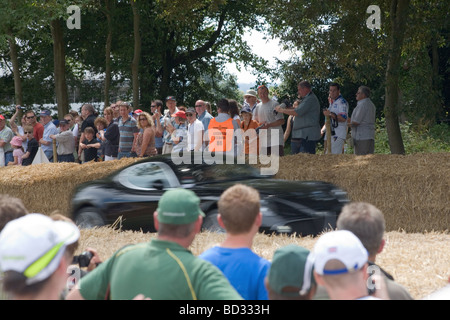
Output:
[{"xmin": 70, "ymin": 154, "xmax": 349, "ymax": 236}]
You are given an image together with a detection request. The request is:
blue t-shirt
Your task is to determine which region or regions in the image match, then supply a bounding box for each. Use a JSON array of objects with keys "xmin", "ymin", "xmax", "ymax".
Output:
[{"xmin": 199, "ymin": 246, "xmax": 270, "ymax": 300}]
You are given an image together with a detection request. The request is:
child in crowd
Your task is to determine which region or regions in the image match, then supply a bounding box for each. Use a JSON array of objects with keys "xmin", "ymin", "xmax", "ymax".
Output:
[
  {"xmin": 21, "ymin": 125, "xmax": 39, "ymax": 166},
  {"xmin": 7, "ymin": 136, "xmax": 25, "ymax": 166},
  {"xmin": 94, "ymin": 117, "xmax": 108, "ymax": 162},
  {"xmin": 79, "ymin": 127, "xmax": 100, "ymax": 163}
]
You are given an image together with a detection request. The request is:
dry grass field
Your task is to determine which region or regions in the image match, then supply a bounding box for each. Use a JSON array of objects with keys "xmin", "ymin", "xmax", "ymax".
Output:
[
  {"xmin": 78, "ymin": 226, "xmax": 449, "ymax": 300},
  {"xmin": 1, "ymin": 153, "xmax": 449, "ymax": 299}
]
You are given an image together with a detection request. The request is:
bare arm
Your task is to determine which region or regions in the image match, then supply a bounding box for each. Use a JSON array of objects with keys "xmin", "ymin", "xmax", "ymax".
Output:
[
  {"xmin": 284, "ymin": 116, "xmax": 293, "ymax": 143},
  {"xmin": 139, "ymin": 129, "xmax": 153, "ymax": 157}
]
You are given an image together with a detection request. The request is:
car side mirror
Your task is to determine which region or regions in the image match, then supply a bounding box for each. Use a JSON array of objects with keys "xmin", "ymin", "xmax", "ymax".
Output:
[{"xmin": 152, "ymin": 180, "xmax": 165, "ymax": 190}]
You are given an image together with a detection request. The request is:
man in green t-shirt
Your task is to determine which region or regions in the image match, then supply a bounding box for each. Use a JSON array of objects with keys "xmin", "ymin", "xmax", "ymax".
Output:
[{"xmin": 66, "ymin": 189, "xmax": 242, "ymax": 300}]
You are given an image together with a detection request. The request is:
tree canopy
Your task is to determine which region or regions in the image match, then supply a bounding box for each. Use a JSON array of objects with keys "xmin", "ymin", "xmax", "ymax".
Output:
[{"xmin": 0, "ymin": 0, "xmax": 448, "ymax": 154}]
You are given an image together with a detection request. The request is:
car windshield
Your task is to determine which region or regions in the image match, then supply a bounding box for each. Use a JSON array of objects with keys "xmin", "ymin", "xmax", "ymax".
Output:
[{"xmin": 177, "ymin": 162, "xmax": 264, "ymax": 184}]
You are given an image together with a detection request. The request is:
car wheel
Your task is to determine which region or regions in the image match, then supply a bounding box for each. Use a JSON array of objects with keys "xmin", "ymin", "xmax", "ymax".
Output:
[
  {"xmin": 74, "ymin": 207, "xmax": 105, "ymax": 229},
  {"xmin": 201, "ymin": 210, "xmax": 225, "ymax": 233}
]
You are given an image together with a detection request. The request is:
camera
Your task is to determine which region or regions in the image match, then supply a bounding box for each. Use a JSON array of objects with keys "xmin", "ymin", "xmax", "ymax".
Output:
[
  {"xmin": 273, "ymin": 99, "xmax": 291, "ymax": 115},
  {"xmin": 17, "ymin": 106, "xmax": 26, "ymax": 110},
  {"xmin": 255, "ymin": 124, "xmax": 264, "ymax": 134},
  {"xmin": 72, "ymin": 251, "xmax": 93, "ymax": 268}
]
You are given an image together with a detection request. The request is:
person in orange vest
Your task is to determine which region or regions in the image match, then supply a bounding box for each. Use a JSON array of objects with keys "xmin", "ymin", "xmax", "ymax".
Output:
[
  {"xmin": 207, "ymin": 99, "xmax": 241, "ymax": 155},
  {"xmin": 240, "ymin": 105, "xmax": 260, "ymax": 155}
]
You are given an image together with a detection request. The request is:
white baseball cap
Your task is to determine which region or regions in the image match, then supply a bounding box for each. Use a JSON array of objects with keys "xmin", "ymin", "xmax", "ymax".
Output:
[
  {"xmin": 313, "ymin": 230, "xmax": 368, "ymax": 275},
  {"xmin": 0, "ymin": 213, "xmax": 80, "ymax": 285}
]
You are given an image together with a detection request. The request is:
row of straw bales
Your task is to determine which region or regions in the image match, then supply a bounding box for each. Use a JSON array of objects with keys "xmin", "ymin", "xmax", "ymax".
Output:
[
  {"xmin": 0, "ymin": 153, "xmax": 449, "ymax": 233},
  {"xmin": 271, "ymin": 153, "xmax": 449, "ymax": 233}
]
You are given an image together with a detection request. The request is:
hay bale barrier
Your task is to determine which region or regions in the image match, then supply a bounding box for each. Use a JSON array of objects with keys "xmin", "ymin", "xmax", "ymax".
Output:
[
  {"xmin": 0, "ymin": 153, "xmax": 448, "ymax": 233},
  {"xmin": 1, "ymin": 153, "xmax": 449, "ymax": 299},
  {"xmin": 273, "ymin": 153, "xmax": 450, "ymax": 233}
]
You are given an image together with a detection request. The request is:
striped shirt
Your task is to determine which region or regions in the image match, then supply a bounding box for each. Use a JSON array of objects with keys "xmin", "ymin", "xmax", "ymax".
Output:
[{"xmin": 118, "ymin": 116, "xmax": 139, "ymax": 152}]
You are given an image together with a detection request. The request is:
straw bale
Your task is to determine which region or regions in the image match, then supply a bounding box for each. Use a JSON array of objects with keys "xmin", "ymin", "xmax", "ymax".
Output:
[
  {"xmin": 75, "ymin": 227, "xmax": 449, "ymax": 300},
  {"xmin": 0, "ymin": 158, "xmax": 137, "ymax": 216},
  {"xmin": 0, "ymin": 153, "xmax": 448, "ymax": 232},
  {"xmin": 271, "ymin": 153, "xmax": 450, "ymax": 233}
]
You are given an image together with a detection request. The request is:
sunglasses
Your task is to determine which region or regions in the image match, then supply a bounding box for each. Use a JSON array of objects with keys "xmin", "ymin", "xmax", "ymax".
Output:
[
  {"xmin": 186, "ymin": 113, "xmax": 194, "ymax": 117},
  {"xmin": 24, "ymin": 131, "xmax": 33, "ymax": 134},
  {"xmin": 139, "ymin": 118, "xmax": 147, "ymax": 121},
  {"xmin": 151, "ymin": 105, "xmax": 157, "ymax": 108},
  {"xmin": 26, "ymin": 116, "xmax": 35, "ymax": 119}
]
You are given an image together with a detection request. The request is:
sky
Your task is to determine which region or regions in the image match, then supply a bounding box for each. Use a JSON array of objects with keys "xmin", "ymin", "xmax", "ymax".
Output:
[{"xmin": 225, "ymin": 29, "xmax": 293, "ymax": 86}]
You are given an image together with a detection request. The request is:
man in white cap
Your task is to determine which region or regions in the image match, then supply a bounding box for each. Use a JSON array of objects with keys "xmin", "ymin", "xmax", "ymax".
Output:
[
  {"xmin": 312, "ymin": 230, "xmax": 387, "ymax": 300},
  {"xmin": 0, "ymin": 213, "xmax": 80, "ymax": 300},
  {"xmin": 243, "ymin": 89, "xmax": 258, "ymax": 117}
]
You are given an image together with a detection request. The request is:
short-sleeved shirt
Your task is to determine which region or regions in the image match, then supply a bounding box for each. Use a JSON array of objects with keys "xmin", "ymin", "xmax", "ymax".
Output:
[
  {"xmin": 22, "ymin": 138, "xmax": 38, "ymax": 166},
  {"xmin": 54, "ymin": 130, "xmax": 75, "ymax": 155},
  {"xmin": 172, "ymin": 123, "xmax": 187, "ymax": 153},
  {"xmin": 254, "ymin": 100, "xmax": 284, "ymax": 146},
  {"xmin": 41, "ymin": 122, "xmax": 59, "ymax": 153},
  {"xmin": 13, "ymin": 148, "xmax": 24, "ymax": 165},
  {"xmin": 162, "ymin": 108, "xmax": 178, "ymax": 145},
  {"xmin": 33, "ymin": 122, "xmax": 44, "ymax": 142},
  {"xmin": 187, "ymin": 119, "xmax": 204, "ymax": 151},
  {"xmin": 292, "ymin": 92, "xmax": 321, "ymax": 141},
  {"xmin": 0, "ymin": 126, "xmax": 14, "ymax": 153},
  {"xmin": 83, "ymin": 138, "xmax": 98, "ymax": 162},
  {"xmin": 118, "ymin": 116, "xmax": 139, "ymax": 153},
  {"xmin": 351, "ymin": 98, "xmax": 376, "ymax": 140},
  {"xmin": 327, "ymin": 95, "xmax": 349, "ymax": 139},
  {"xmin": 78, "ymin": 239, "xmax": 243, "ymax": 300},
  {"xmin": 199, "ymin": 247, "xmax": 271, "ymax": 300},
  {"xmin": 197, "ymin": 111, "xmax": 213, "ymax": 134}
]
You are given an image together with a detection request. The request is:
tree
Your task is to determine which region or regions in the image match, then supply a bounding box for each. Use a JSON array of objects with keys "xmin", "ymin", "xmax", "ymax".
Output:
[
  {"xmin": 263, "ymin": 0, "xmax": 449, "ymax": 154},
  {"xmin": 130, "ymin": 0, "xmax": 141, "ymax": 109},
  {"xmin": 384, "ymin": 0, "xmax": 409, "ymax": 154}
]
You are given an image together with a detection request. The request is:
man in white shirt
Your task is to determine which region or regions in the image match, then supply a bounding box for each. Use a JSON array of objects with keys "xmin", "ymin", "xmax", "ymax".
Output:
[
  {"xmin": 185, "ymin": 108, "xmax": 204, "ymax": 152},
  {"xmin": 254, "ymin": 85, "xmax": 285, "ymax": 156},
  {"xmin": 322, "ymin": 83, "xmax": 349, "ymax": 154},
  {"xmin": 349, "ymin": 86, "xmax": 376, "ymax": 155}
]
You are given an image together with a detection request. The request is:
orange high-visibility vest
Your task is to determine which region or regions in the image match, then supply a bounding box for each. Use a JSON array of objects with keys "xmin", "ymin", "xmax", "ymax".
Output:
[{"xmin": 208, "ymin": 118, "xmax": 234, "ymax": 152}]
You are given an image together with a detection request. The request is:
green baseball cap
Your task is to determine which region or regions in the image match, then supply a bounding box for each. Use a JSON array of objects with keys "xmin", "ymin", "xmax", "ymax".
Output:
[
  {"xmin": 157, "ymin": 189, "xmax": 205, "ymax": 225},
  {"xmin": 268, "ymin": 244, "xmax": 315, "ymax": 297}
]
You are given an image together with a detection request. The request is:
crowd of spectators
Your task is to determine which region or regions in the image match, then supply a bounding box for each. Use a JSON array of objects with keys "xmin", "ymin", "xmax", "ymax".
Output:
[{"xmin": 0, "ymin": 81, "xmax": 377, "ymax": 167}]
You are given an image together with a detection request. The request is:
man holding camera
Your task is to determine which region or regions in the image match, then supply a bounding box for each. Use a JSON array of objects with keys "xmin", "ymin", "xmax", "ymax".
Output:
[{"xmin": 275, "ymin": 81, "xmax": 321, "ymax": 154}]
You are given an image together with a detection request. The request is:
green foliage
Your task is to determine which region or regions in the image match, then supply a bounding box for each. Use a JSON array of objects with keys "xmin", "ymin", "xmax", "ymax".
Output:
[{"xmin": 373, "ymin": 118, "xmax": 450, "ymax": 154}]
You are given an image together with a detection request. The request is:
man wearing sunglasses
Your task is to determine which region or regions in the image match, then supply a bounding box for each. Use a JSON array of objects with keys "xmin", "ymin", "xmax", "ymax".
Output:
[{"xmin": 24, "ymin": 110, "xmax": 44, "ymax": 143}]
